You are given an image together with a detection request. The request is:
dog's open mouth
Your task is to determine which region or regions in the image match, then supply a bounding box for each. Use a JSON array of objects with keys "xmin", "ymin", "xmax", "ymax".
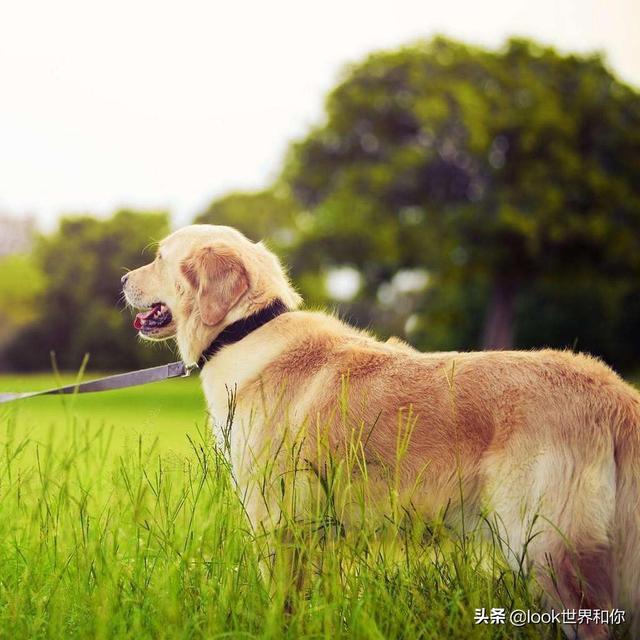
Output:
[{"xmin": 134, "ymin": 302, "xmax": 173, "ymax": 334}]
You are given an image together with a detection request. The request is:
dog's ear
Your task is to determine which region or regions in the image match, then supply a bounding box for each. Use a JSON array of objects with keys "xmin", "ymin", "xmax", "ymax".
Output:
[{"xmin": 181, "ymin": 247, "xmax": 249, "ymax": 326}]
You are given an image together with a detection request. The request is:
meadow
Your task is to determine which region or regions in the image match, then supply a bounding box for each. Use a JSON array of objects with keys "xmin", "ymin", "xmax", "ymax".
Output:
[{"xmin": 0, "ymin": 372, "xmax": 620, "ymax": 639}]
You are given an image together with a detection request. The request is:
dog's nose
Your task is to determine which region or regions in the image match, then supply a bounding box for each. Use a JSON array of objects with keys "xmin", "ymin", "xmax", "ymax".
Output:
[{"xmin": 121, "ymin": 273, "xmax": 129, "ymax": 286}]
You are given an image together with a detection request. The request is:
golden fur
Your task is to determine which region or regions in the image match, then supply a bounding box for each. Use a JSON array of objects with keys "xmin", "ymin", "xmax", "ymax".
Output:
[{"xmin": 124, "ymin": 224, "xmax": 640, "ymax": 639}]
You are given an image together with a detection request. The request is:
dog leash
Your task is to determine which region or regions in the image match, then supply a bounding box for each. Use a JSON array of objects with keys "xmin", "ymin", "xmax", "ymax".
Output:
[{"xmin": 0, "ymin": 361, "xmax": 191, "ymax": 404}]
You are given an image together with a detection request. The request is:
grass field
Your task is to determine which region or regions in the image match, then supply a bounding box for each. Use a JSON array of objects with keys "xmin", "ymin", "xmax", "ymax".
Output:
[
  {"xmin": 0, "ymin": 372, "xmax": 205, "ymax": 458},
  {"xmin": 0, "ymin": 372, "xmax": 623, "ymax": 639}
]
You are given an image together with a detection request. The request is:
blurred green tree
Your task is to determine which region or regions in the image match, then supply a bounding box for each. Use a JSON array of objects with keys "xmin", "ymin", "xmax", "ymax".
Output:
[
  {"xmin": 2, "ymin": 210, "xmax": 170, "ymax": 371},
  {"xmin": 0, "ymin": 254, "xmax": 45, "ymax": 349},
  {"xmin": 284, "ymin": 37, "xmax": 640, "ymax": 349},
  {"xmin": 194, "ymin": 188, "xmax": 299, "ymax": 249}
]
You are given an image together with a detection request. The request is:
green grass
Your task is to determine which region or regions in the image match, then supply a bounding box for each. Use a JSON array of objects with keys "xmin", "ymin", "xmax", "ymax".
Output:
[
  {"xmin": 0, "ymin": 373, "xmax": 615, "ymax": 639},
  {"xmin": 0, "ymin": 373, "xmax": 205, "ymax": 458}
]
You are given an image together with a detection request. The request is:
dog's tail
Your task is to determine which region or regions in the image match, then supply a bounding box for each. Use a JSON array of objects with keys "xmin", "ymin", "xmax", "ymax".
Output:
[{"xmin": 613, "ymin": 383, "xmax": 640, "ymax": 627}]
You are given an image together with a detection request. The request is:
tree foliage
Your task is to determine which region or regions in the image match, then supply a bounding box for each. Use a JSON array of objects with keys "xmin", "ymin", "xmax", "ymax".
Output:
[
  {"xmin": 284, "ymin": 37, "xmax": 640, "ymax": 349},
  {"xmin": 194, "ymin": 188, "xmax": 299, "ymax": 249},
  {"xmin": 1, "ymin": 210, "xmax": 171, "ymax": 371},
  {"xmin": 0, "ymin": 254, "xmax": 45, "ymax": 348}
]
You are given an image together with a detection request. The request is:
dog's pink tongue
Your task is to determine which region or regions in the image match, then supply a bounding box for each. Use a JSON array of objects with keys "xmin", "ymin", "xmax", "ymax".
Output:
[{"xmin": 134, "ymin": 306, "xmax": 157, "ymax": 330}]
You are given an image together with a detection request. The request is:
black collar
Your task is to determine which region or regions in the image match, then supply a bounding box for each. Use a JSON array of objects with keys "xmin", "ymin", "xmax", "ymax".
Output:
[{"xmin": 197, "ymin": 298, "xmax": 289, "ymax": 368}]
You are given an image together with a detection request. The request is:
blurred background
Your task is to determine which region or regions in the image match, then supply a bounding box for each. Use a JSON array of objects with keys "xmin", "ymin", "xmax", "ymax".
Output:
[{"xmin": 1, "ymin": 0, "xmax": 639, "ymax": 373}]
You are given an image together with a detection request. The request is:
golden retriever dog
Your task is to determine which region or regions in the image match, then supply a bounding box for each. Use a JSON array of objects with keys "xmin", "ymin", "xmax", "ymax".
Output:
[{"xmin": 123, "ymin": 224, "xmax": 640, "ymax": 639}]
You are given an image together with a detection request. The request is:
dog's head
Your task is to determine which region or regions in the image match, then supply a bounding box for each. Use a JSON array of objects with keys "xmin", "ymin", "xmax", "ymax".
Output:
[{"xmin": 122, "ymin": 224, "xmax": 302, "ymax": 365}]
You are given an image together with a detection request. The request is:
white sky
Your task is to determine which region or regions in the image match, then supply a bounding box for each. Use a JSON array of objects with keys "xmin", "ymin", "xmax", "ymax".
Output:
[{"xmin": 1, "ymin": 0, "xmax": 639, "ymax": 230}]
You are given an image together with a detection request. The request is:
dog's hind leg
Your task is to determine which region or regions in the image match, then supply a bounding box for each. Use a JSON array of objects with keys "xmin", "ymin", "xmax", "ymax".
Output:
[{"xmin": 484, "ymin": 437, "xmax": 616, "ymax": 639}]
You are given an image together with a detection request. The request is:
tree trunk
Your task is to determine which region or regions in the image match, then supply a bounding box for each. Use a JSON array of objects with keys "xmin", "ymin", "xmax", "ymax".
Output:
[{"xmin": 481, "ymin": 277, "xmax": 516, "ymax": 350}]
